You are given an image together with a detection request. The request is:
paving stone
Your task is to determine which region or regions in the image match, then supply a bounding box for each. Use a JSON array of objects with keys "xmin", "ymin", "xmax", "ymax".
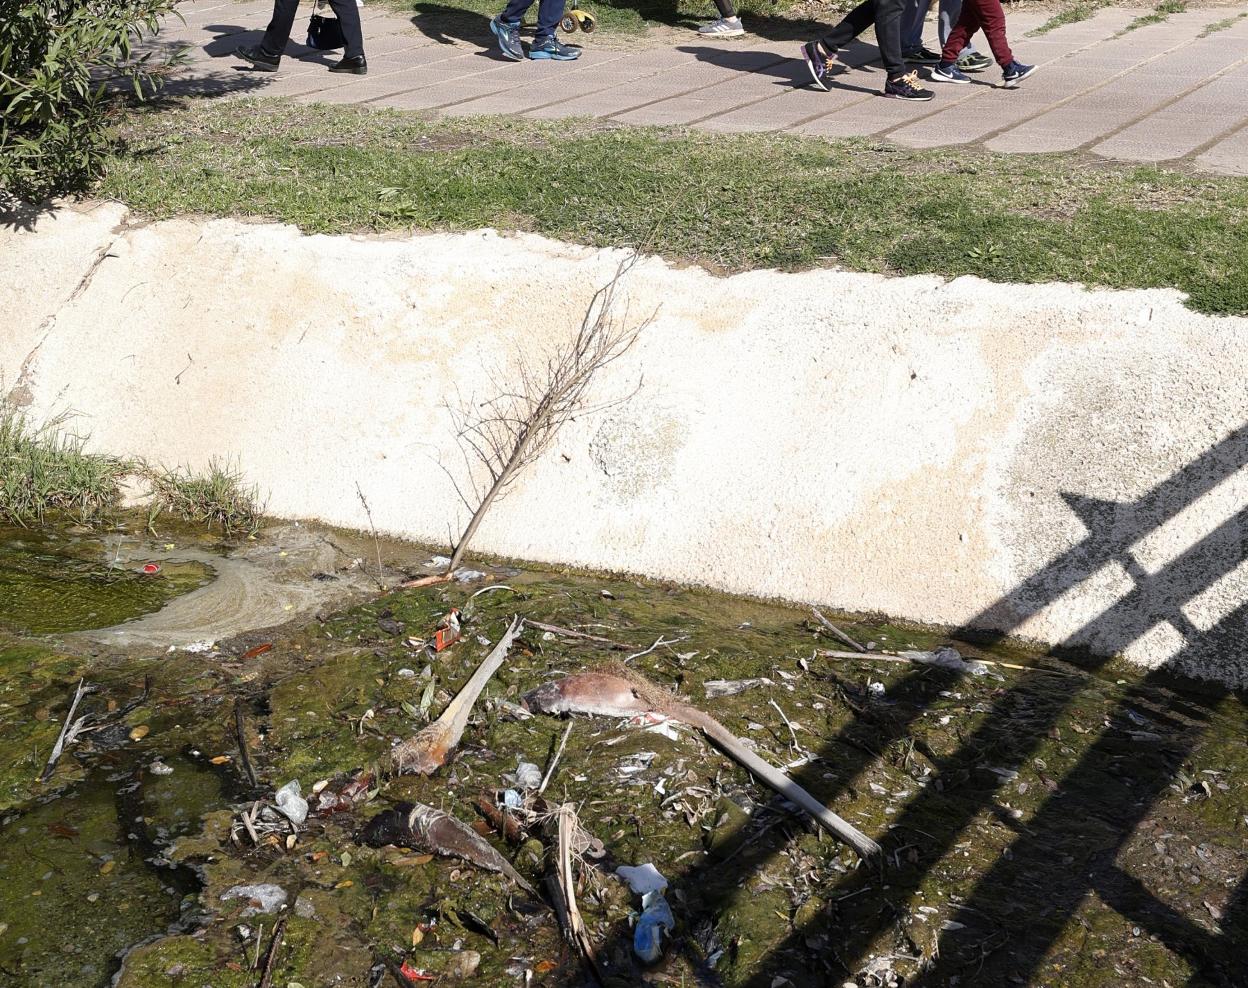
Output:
[
  {"xmin": 988, "ymin": 27, "xmax": 1248, "ymax": 153},
  {"xmin": 888, "ymin": 7, "xmax": 1207, "ymax": 149},
  {"xmin": 1196, "ymin": 122, "xmax": 1248, "ymax": 175},
  {"xmin": 150, "ymin": 1, "xmax": 1248, "ymax": 172},
  {"xmin": 1093, "ymin": 57, "xmax": 1248, "ymax": 162}
]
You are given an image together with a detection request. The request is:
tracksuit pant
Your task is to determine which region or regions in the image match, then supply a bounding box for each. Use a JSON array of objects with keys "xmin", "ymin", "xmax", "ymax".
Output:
[
  {"xmin": 816, "ymin": 0, "xmax": 907, "ymax": 78},
  {"xmin": 942, "ymin": 0, "xmax": 1013, "ymax": 66},
  {"xmin": 262, "ymin": 0, "xmax": 365, "ymax": 58},
  {"xmin": 501, "ymin": 0, "xmax": 565, "ymax": 41},
  {"xmin": 902, "ymin": 0, "xmax": 979, "ymax": 54}
]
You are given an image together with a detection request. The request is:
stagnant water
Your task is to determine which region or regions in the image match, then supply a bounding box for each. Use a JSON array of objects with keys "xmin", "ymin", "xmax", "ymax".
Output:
[{"xmin": 0, "ymin": 520, "xmax": 1244, "ymax": 988}]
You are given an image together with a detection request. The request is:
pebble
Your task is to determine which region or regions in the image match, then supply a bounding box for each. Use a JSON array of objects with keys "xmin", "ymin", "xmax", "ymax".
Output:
[{"xmin": 149, "ymin": 760, "xmax": 175, "ymax": 776}]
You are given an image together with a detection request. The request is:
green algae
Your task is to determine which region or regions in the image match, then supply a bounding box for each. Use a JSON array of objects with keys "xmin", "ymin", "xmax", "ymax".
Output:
[
  {"xmin": 1, "ymin": 525, "xmax": 1245, "ymax": 988},
  {"xmin": 0, "ymin": 527, "xmax": 211, "ymax": 635}
]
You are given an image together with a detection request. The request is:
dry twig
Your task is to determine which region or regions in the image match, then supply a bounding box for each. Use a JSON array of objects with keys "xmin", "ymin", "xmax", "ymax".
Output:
[{"xmin": 811, "ymin": 608, "xmax": 866, "ymax": 652}]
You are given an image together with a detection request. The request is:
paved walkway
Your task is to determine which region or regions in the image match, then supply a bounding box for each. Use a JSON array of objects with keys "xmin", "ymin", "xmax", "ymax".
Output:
[{"xmin": 157, "ymin": 0, "xmax": 1248, "ymax": 174}]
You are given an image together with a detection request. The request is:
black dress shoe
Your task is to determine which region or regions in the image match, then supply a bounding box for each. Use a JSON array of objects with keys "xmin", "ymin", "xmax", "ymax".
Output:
[
  {"xmin": 329, "ymin": 54, "xmax": 368, "ymax": 75},
  {"xmin": 235, "ymin": 44, "xmax": 281, "ymax": 71}
]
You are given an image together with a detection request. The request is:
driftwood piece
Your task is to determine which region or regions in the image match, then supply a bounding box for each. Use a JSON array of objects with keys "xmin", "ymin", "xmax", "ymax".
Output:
[
  {"xmin": 524, "ymin": 669, "xmax": 881, "ymax": 859},
  {"xmin": 525, "ymin": 620, "xmax": 635, "ymax": 651},
  {"xmin": 234, "ymin": 698, "xmax": 259, "ymax": 788},
  {"xmin": 811, "ymin": 608, "xmax": 867, "ymax": 652},
  {"xmin": 389, "ymin": 616, "xmax": 523, "ymax": 775},
  {"xmin": 545, "ymin": 803, "xmax": 604, "ymax": 985},
  {"xmin": 39, "ymin": 678, "xmax": 93, "ymax": 783}
]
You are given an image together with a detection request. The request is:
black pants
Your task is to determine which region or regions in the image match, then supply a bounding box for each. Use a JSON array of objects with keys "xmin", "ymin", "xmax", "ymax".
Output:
[
  {"xmin": 262, "ymin": 0, "xmax": 365, "ymax": 58},
  {"xmin": 712, "ymin": 0, "xmax": 737, "ymax": 17},
  {"xmin": 817, "ymin": 0, "xmax": 906, "ymax": 77}
]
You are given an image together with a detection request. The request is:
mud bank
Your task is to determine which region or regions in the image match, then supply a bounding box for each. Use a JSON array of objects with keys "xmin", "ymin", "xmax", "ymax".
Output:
[{"xmin": 6, "ymin": 202, "xmax": 1248, "ymax": 686}]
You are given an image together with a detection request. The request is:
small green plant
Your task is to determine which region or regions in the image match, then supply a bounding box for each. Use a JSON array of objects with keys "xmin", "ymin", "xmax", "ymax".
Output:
[
  {"xmin": 0, "ymin": 0, "xmax": 183, "ymax": 199},
  {"xmin": 1199, "ymin": 11, "xmax": 1247, "ymax": 37},
  {"xmin": 0, "ymin": 398, "xmax": 129, "ymax": 525},
  {"xmin": 143, "ymin": 458, "xmax": 264, "ymax": 537},
  {"xmin": 1121, "ymin": 0, "xmax": 1186, "ymax": 34},
  {"xmin": 1031, "ymin": 2, "xmax": 1102, "ymax": 36}
]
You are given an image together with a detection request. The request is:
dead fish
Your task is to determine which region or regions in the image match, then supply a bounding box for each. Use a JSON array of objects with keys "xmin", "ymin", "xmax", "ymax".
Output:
[
  {"xmin": 358, "ymin": 802, "xmax": 537, "ymax": 895},
  {"xmin": 522, "ymin": 672, "xmax": 652, "ymax": 719},
  {"xmin": 524, "ymin": 670, "xmax": 881, "ymax": 860},
  {"xmin": 389, "ymin": 616, "xmax": 523, "ymax": 776}
]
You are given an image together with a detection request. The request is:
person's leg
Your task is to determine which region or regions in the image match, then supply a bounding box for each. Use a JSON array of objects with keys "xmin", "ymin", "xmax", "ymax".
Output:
[
  {"xmin": 901, "ymin": 0, "xmax": 931, "ymax": 51},
  {"xmin": 817, "ymin": 0, "xmax": 879, "ymax": 52},
  {"xmin": 533, "ymin": 0, "xmax": 563, "ymax": 41},
  {"xmin": 698, "ymin": 0, "xmax": 746, "ymax": 36},
  {"xmin": 500, "ymin": 0, "xmax": 534, "ymax": 25},
  {"xmin": 941, "ymin": 0, "xmax": 980, "ymax": 49},
  {"xmin": 259, "ymin": 0, "xmax": 302, "ymax": 55},
  {"xmin": 974, "ymin": 0, "xmax": 1013, "ymax": 66},
  {"xmin": 939, "ymin": 0, "xmax": 977, "ymax": 62},
  {"xmin": 325, "ymin": 0, "xmax": 365, "ymax": 57},
  {"xmin": 873, "ymin": 0, "xmax": 907, "ymax": 77}
]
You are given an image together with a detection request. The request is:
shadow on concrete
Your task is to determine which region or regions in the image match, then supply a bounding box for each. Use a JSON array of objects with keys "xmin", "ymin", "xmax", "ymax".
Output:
[
  {"xmin": 675, "ymin": 39, "xmax": 884, "ymax": 93},
  {"xmin": 585, "ymin": 424, "xmax": 1248, "ymax": 986}
]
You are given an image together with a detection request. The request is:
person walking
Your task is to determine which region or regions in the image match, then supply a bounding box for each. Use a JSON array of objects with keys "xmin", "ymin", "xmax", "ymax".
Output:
[
  {"xmin": 800, "ymin": 0, "xmax": 935, "ymax": 100},
  {"xmin": 490, "ymin": 0, "xmax": 582, "ymax": 60},
  {"xmin": 929, "ymin": 0, "xmax": 1034, "ymax": 87},
  {"xmin": 900, "ymin": 0, "xmax": 991, "ymax": 71},
  {"xmin": 235, "ymin": 0, "xmax": 368, "ymax": 74},
  {"xmin": 698, "ymin": 0, "xmax": 747, "ymax": 38}
]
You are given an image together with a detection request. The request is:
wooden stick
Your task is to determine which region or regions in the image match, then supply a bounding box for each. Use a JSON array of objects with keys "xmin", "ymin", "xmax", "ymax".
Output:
[
  {"xmin": 816, "ymin": 648, "xmax": 1064, "ymax": 674},
  {"xmin": 811, "ymin": 609, "xmax": 866, "ymax": 652},
  {"xmin": 256, "ymin": 914, "xmax": 288, "ymax": 988},
  {"xmin": 39, "ymin": 679, "xmax": 91, "ymax": 783},
  {"xmin": 525, "ymin": 620, "xmax": 635, "ymax": 651},
  {"xmin": 539, "ymin": 721, "xmax": 574, "ymax": 795},
  {"xmin": 234, "ymin": 698, "xmax": 259, "ymax": 788},
  {"xmin": 389, "ymin": 616, "xmax": 524, "ymax": 774}
]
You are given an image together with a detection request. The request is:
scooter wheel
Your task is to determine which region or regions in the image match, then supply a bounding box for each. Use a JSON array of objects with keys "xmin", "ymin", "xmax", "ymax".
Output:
[
  {"xmin": 579, "ymin": 11, "xmax": 596, "ymax": 31},
  {"xmin": 560, "ymin": 14, "xmax": 577, "ymax": 32}
]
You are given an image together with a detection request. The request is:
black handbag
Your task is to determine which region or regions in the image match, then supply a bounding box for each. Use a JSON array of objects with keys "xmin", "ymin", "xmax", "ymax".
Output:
[{"xmin": 306, "ymin": 0, "xmax": 346, "ymax": 50}]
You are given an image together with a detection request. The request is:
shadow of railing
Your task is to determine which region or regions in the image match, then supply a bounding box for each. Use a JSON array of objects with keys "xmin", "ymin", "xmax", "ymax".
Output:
[{"xmin": 598, "ymin": 423, "xmax": 1248, "ymax": 985}]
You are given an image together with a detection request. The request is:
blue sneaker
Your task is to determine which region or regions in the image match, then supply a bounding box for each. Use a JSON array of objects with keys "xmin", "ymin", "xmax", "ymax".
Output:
[
  {"xmin": 490, "ymin": 16, "xmax": 523, "ymax": 61},
  {"xmin": 1002, "ymin": 61, "xmax": 1036, "ymax": 87},
  {"xmin": 528, "ymin": 35, "xmax": 581, "ymax": 59},
  {"xmin": 931, "ymin": 62, "xmax": 970, "ymax": 84}
]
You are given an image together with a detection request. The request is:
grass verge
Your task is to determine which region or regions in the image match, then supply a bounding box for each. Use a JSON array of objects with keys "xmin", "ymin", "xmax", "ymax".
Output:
[
  {"xmin": 0, "ymin": 399, "xmax": 129, "ymax": 525},
  {"xmin": 142, "ymin": 459, "xmax": 264, "ymax": 536},
  {"xmin": 1032, "ymin": 1, "xmax": 1106, "ymax": 34},
  {"xmin": 1120, "ymin": 0, "xmax": 1186, "ymax": 32},
  {"xmin": 102, "ymin": 100, "xmax": 1248, "ymax": 315}
]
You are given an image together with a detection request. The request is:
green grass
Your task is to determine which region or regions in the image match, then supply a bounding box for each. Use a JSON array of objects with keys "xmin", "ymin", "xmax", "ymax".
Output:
[
  {"xmin": 1031, "ymin": 1, "xmax": 1105, "ymax": 35},
  {"xmin": 142, "ymin": 458, "xmax": 264, "ymax": 536},
  {"xmin": 102, "ymin": 100, "xmax": 1248, "ymax": 315},
  {"xmin": 1120, "ymin": 0, "xmax": 1186, "ymax": 32},
  {"xmin": 1199, "ymin": 10, "xmax": 1247, "ymax": 36},
  {"xmin": 0, "ymin": 399, "xmax": 130, "ymax": 525}
]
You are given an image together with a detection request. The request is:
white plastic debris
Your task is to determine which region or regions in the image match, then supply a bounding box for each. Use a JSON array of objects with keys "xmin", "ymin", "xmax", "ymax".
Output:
[
  {"xmin": 428, "ymin": 555, "xmax": 452, "ymax": 568},
  {"xmin": 221, "ymin": 883, "xmax": 287, "ymax": 915},
  {"xmin": 616, "ymin": 863, "xmax": 668, "ymax": 894},
  {"xmin": 274, "ymin": 780, "xmax": 309, "ymax": 826},
  {"xmin": 502, "ymin": 789, "xmax": 523, "ymax": 809},
  {"xmin": 453, "ymin": 569, "xmax": 487, "ymax": 583},
  {"xmin": 173, "ymin": 640, "xmax": 215, "ymax": 654},
  {"xmin": 867, "ymin": 682, "xmax": 887, "ymax": 697},
  {"xmin": 633, "ymin": 889, "xmax": 675, "ymax": 963},
  {"xmin": 148, "ymin": 760, "xmax": 175, "ymax": 776},
  {"xmin": 396, "ymin": 668, "xmax": 417, "ymax": 678},
  {"xmin": 512, "ymin": 760, "xmax": 542, "ymax": 790},
  {"xmin": 899, "ymin": 647, "xmax": 989, "ymax": 677}
]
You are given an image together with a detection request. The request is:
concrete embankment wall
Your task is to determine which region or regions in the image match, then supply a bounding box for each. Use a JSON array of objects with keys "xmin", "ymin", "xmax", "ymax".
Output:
[{"xmin": 6, "ymin": 202, "xmax": 1248, "ymax": 687}]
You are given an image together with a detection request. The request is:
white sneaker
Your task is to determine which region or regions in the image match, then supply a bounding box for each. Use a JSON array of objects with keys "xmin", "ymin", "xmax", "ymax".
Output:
[{"xmin": 698, "ymin": 16, "xmax": 746, "ymax": 37}]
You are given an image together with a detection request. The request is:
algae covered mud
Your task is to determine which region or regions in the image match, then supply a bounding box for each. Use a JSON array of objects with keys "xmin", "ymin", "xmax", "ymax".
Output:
[{"xmin": 1, "ymin": 521, "xmax": 1246, "ymax": 988}]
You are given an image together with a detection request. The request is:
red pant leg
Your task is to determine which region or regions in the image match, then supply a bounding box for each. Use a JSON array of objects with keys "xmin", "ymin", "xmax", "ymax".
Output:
[
  {"xmin": 975, "ymin": 0, "xmax": 1014, "ymax": 66},
  {"xmin": 941, "ymin": 1, "xmax": 981, "ymax": 62}
]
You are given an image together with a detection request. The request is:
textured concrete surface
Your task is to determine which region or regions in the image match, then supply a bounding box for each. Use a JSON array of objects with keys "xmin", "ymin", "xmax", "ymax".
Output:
[
  {"xmin": 6, "ymin": 206, "xmax": 1248, "ymax": 687},
  {"xmin": 151, "ymin": 0, "xmax": 1248, "ymax": 172}
]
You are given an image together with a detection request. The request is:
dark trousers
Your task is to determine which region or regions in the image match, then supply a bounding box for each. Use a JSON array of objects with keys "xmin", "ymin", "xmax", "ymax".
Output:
[
  {"xmin": 500, "ymin": 0, "xmax": 564, "ymax": 41},
  {"xmin": 262, "ymin": 0, "xmax": 365, "ymax": 58},
  {"xmin": 817, "ymin": 0, "xmax": 907, "ymax": 78},
  {"xmin": 942, "ymin": 0, "xmax": 1012, "ymax": 65},
  {"xmin": 712, "ymin": 0, "xmax": 737, "ymax": 17}
]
